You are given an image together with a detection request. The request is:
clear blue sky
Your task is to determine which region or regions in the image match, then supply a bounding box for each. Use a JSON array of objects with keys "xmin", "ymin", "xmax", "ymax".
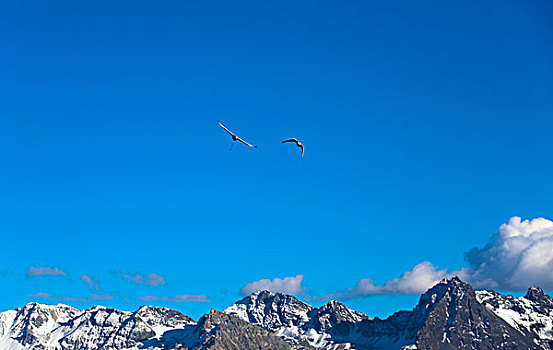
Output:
[{"xmin": 0, "ymin": 0, "xmax": 552, "ymax": 320}]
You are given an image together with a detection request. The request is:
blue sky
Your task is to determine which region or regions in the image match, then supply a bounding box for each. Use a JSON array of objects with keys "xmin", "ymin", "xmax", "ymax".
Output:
[{"xmin": 1, "ymin": 0, "xmax": 552, "ymax": 320}]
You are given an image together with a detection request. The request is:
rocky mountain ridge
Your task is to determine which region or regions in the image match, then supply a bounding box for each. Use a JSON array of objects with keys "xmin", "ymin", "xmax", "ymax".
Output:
[{"xmin": 1, "ymin": 278, "xmax": 552, "ymax": 349}]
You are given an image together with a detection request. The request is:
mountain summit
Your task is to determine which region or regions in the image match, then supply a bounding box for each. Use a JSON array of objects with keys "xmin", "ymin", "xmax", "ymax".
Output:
[{"xmin": 1, "ymin": 278, "xmax": 553, "ymax": 349}]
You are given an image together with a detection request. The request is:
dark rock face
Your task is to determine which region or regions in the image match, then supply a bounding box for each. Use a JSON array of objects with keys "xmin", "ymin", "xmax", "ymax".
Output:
[
  {"xmin": 146, "ymin": 310, "xmax": 295, "ymax": 350},
  {"xmin": 526, "ymin": 286, "xmax": 553, "ymax": 308},
  {"xmin": 195, "ymin": 310, "xmax": 294, "ymax": 350},
  {"xmin": 413, "ymin": 277, "xmax": 539, "ymax": 350}
]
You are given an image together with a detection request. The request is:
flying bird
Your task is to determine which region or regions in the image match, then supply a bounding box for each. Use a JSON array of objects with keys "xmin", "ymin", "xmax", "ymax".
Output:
[
  {"xmin": 282, "ymin": 138, "xmax": 304, "ymax": 158},
  {"xmin": 217, "ymin": 120, "xmax": 257, "ymax": 149}
]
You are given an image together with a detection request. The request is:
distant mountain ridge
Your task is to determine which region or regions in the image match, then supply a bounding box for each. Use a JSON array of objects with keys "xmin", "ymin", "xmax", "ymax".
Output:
[{"xmin": 1, "ymin": 278, "xmax": 553, "ymax": 349}]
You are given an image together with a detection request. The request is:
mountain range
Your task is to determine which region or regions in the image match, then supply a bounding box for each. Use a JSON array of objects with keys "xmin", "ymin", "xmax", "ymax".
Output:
[{"xmin": 1, "ymin": 277, "xmax": 552, "ymax": 349}]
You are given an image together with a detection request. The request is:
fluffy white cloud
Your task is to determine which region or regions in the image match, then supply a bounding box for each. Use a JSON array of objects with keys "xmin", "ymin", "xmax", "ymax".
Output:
[
  {"xmin": 139, "ymin": 294, "xmax": 208, "ymax": 302},
  {"xmin": 318, "ymin": 262, "xmax": 450, "ymax": 300},
  {"xmin": 240, "ymin": 274, "xmax": 305, "ymax": 296},
  {"xmin": 353, "ymin": 262, "xmax": 449, "ymax": 296},
  {"xmin": 321, "ymin": 216, "xmax": 553, "ymax": 300},
  {"xmin": 27, "ymin": 266, "xmax": 66, "ymax": 277},
  {"xmin": 461, "ymin": 216, "xmax": 553, "ymax": 291}
]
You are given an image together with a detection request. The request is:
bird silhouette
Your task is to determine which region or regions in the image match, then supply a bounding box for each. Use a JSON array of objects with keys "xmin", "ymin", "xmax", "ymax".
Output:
[
  {"xmin": 282, "ymin": 138, "xmax": 304, "ymax": 158},
  {"xmin": 218, "ymin": 120, "xmax": 257, "ymax": 150}
]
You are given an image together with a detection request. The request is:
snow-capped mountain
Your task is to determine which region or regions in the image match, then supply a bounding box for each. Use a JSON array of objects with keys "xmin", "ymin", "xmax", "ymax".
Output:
[
  {"xmin": 224, "ymin": 287, "xmax": 416, "ymax": 349},
  {"xmin": 0, "ymin": 303, "xmax": 194, "ymax": 350},
  {"xmin": 225, "ymin": 291, "xmax": 368, "ymax": 349},
  {"xmin": 226, "ymin": 278, "xmax": 552, "ymax": 349},
  {"xmin": 1, "ymin": 278, "xmax": 553, "ymax": 349},
  {"xmin": 476, "ymin": 286, "xmax": 553, "ymax": 349},
  {"xmin": 142, "ymin": 309, "xmax": 294, "ymax": 350}
]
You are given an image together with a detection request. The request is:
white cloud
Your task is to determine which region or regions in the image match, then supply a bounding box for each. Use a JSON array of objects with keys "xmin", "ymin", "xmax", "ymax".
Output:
[
  {"xmin": 116, "ymin": 271, "xmax": 166, "ymax": 287},
  {"xmin": 461, "ymin": 216, "xmax": 553, "ymax": 291},
  {"xmin": 27, "ymin": 266, "xmax": 66, "ymax": 277},
  {"xmin": 28, "ymin": 292, "xmax": 87, "ymax": 302},
  {"xmin": 240, "ymin": 274, "xmax": 305, "ymax": 296},
  {"xmin": 90, "ymin": 293, "xmax": 114, "ymax": 300},
  {"xmin": 28, "ymin": 291, "xmax": 113, "ymax": 302},
  {"xmin": 318, "ymin": 262, "xmax": 450, "ymax": 300},
  {"xmin": 80, "ymin": 275, "xmax": 99, "ymax": 291},
  {"xmin": 28, "ymin": 292, "xmax": 53, "ymax": 299},
  {"xmin": 139, "ymin": 294, "xmax": 208, "ymax": 302},
  {"xmin": 144, "ymin": 273, "xmax": 166, "ymax": 287},
  {"xmin": 320, "ymin": 216, "xmax": 553, "ymax": 300}
]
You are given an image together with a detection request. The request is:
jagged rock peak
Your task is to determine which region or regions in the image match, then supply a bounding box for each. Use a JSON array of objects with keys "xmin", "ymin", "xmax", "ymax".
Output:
[
  {"xmin": 318, "ymin": 300, "xmax": 369, "ymax": 322},
  {"xmin": 227, "ymin": 291, "xmax": 313, "ymax": 326},
  {"xmin": 417, "ymin": 276, "xmax": 473, "ymax": 308},
  {"xmin": 18, "ymin": 301, "xmax": 78, "ymax": 312},
  {"xmin": 436, "ymin": 276, "xmax": 467, "ymax": 286},
  {"xmin": 526, "ymin": 285, "xmax": 549, "ymax": 300},
  {"xmin": 524, "ymin": 286, "xmax": 553, "ymax": 310},
  {"xmin": 136, "ymin": 304, "xmax": 195, "ymax": 327},
  {"xmin": 249, "ymin": 290, "xmax": 309, "ymax": 304}
]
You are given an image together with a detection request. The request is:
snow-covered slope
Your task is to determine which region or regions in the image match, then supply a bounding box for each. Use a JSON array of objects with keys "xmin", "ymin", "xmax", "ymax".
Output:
[
  {"xmin": 477, "ymin": 286, "xmax": 553, "ymax": 348},
  {"xmin": 225, "ymin": 291, "xmax": 369, "ymax": 349},
  {"xmin": 0, "ymin": 303, "xmax": 194, "ymax": 350}
]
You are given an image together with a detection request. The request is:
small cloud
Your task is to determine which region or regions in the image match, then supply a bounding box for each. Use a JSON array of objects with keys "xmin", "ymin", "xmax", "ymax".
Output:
[
  {"xmin": 90, "ymin": 293, "xmax": 114, "ymax": 300},
  {"xmin": 116, "ymin": 271, "xmax": 166, "ymax": 287},
  {"xmin": 316, "ymin": 262, "xmax": 450, "ymax": 300},
  {"xmin": 27, "ymin": 266, "xmax": 66, "ymax": 277},
  {"xmin": 138, "ymin": 295, "xmax": 158, "ymax": 302},
  {"xmin": 80, "ymin": 275, "xmax": 99, "ymax": 291},
  {"xmin": 145, "ymin": 273, "xmax": 166, "ymax": 287},
  {"xmin": 28, "ymin": 291, "xmax": 112, "ymax": 302},
  {"xmin": 139, "ymin": 294, "xmax": 209, "ymax": 302},
  {"xmin": 57, "ymin": 295, "xmax": 88, "ymax": 302},
  {"xmin": 240, "ymin": 274, "xmax": 305, "ymax": 296},
  {"xmin": 28, "ymin": 292, "xmax": 87, "ymax": 302},
  {"xmin": 28, "ymin": 292, "xmax": 53, "ymax": 299}
]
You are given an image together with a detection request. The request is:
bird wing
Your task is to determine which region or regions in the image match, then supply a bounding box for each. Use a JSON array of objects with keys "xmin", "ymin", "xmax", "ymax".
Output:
[
  {"xmin": 217, "ymin": 120, "xmax": 236, "ymax": 137},
  {"xmin": 300, "ymin": 144, "xmax": 304, "ymax": 158},
  {"xmin": 282, "ymin": 138, "xmax": 298, "ymax": 143},
  {"xmin": 237, "ymin": 137, "xmax": 257, "ymax": 148}
]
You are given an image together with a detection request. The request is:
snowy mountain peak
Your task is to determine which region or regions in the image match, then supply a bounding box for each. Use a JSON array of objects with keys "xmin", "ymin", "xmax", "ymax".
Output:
[
  {"xmin": 318, "ymin": 300, "xmax": 369, "ymax": 323},
  {"xmin": 250, "ymin": 289, "xmax": 276, "ymax": 297},
  {"xmin": 6, "ymin": 302, "xmax": 81, "ymax": 348},
  {"xmin": 441, "ymin": 276, "xmax": 469, "ymax": 289},
  {"xmin": 249, "ymin": 290, "xmax": 310, "ymax": 306},
  {"xmin": 436, "ymin": 276, "xmax": 463, "ymax": 286},
  {"xmin": 226, "ymin": 292, "xmax": 372, "ymax": 349},
  {"xmin": 0, "ymin": 302, "xmax": 196, "ymax": 350},
  {"xmin": 135, "ymin": 304, "xmax": 195, "ymax": 328},
  {"xmin": 417, "ymin": 276, "xmax": 473, "ymax": 312},
  {"xmin": 225, "ymin": 291, "xmax": 314, "ymax": 332}
]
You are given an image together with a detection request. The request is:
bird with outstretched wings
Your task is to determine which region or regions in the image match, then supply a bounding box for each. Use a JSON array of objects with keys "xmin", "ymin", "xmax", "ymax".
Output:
[
  {"xmin": 218, "ymin": 120, "xmax": 257, "ymax": 149},
  {"xmin": 282, "ymin": 138, "xmax": 304, "ymax": 158}
]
